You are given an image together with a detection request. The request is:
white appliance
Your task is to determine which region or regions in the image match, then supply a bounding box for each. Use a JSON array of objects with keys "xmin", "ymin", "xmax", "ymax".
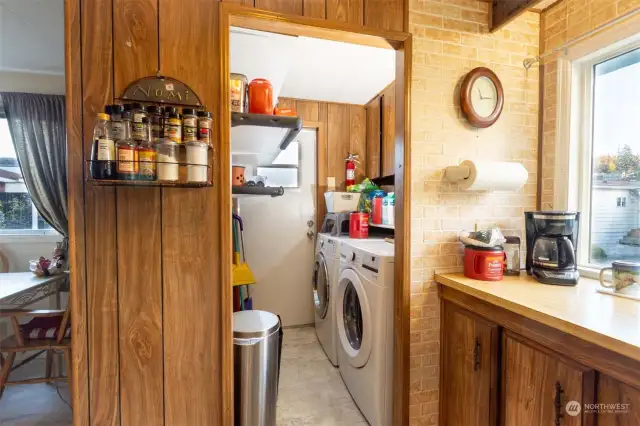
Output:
[
  {"xmin": 313, "ymin": 235, "xmax": 385, "ymax": 366},
  {"xmin": 337, "ymin": 240, "xmax": 395, "ymax": 426}
]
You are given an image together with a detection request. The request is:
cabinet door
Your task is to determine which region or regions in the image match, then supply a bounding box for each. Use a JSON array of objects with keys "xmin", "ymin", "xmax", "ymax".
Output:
[
  {"xmin": 381, "ymin": 83, "xmax": 395, "ymax": 177},
  {"xmin": 597, "ymin": 374, "xmax": 640, "ymax": 426},
  {"xmin": 502, "ymin": 332, "xmax": 595, "ymax": 426},
  {"xmin": 365, "ymin": 96, "xmax": 381, "ymax": 179},
  {"xmin": 441, "ymin": 302, "xmax": 499, "ymax": 426}
]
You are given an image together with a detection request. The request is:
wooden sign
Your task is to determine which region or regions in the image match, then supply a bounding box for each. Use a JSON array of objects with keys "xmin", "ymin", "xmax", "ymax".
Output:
[
  {"xmin": 120, "ymin": 75, "xmax": 202, "ymax": 106},
  {"xmin": 491, "ymin": 0, "xmax": 542, "ymax": 32}
]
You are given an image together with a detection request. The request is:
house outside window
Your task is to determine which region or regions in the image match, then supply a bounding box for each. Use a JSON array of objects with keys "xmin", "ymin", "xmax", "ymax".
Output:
[{"xmin": 0, "ymin": 117, "xmax": 55, "ymax": 235}]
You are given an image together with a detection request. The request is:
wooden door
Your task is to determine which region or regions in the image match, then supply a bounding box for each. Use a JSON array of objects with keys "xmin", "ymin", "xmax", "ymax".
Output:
[
  {"xmin": 365, "ymin": 95, "xmax": 381, "ymax": 178},
  {"xmin": 441, "ymin": 302, "xmax": 499, "ymax": 426},
  {"xmin": 597, "ymin": 374, "xmax": 640, "ymax": 426},
  {"xmin": 502, "ymin": 332, "xmax": 595, "ymax": 426}
]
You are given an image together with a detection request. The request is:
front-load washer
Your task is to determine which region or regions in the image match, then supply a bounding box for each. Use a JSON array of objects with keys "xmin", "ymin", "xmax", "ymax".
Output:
[
  {"xmin": 337, "ymin": 239, "xmax": 394, "ymax": 426},
  {"xmin": 313, "ymin": 233, "xmax": 340, "ymax": 366}
]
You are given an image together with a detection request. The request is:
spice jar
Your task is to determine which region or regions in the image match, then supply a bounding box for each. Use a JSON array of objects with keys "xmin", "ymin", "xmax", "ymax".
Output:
[
  {"xmin": 182, "ymin": 108, "xmax": 198, "ymax": 142},
  {"xmin": 230, "ymin": 73, "xmax": 248, "ymax": 113},
  {"xmin": 197, "ymin": 111, "xmax": 212, "ymax": 144},
  {"xmin": 147, "ymin": 105, "xmax": 164, "ymax": 143},
  {"xmin": 503, "ymin": 236, "xmax": 521, "ymax": 276},
  {"xmin": 131, "ymin": 103, "xmax": 147, "ymax": 141},
  {"xmin": 116, "ymin": 119, "xmax": 139, "ymax": 180},
  {"xmin": 110, "ymin": 104, "xmax": 125, "ymax": 142},
  {"xmin": 186, "ymin": 141, "xmax": 209, "ymax": 183},
  {"xmin": 166, "ymin": 113, "xmax": 182, "ymax": 143},
  {"xmin": 249, "ymin": 78, "xmax": 273, "ymax": 114},
  {"xmin": 137, "ymin": 117, "xmax": 156, "ymax": 181},
  {"xmin": 163, "ymin": 107, "xmax": 178, "ymax": 138},
  {"xmin": 122, "ymin": 103, "xmax": 133, "ymax": 121},
  {"xmin": 156, "ymin": 140, "xmax": 179, "ymax": 181}
]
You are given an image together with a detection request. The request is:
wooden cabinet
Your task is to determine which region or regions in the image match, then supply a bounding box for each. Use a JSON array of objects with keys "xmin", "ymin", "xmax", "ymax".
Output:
[
  {"xmin": 381, "ymin": 82, "xmax": 395, "ymax": 177},
  {"xmin": 502, "ymin": 332, "xmax": 595, "ymax": 426},
  {"xmin": 441, "ymin": 302, "xmax": 499, "ymax": 426},
  {"xmin": 364, "ymin": 81, "xmax": 395, "ymax": 179},
  {"xmin": 365, "ymin": 95, "xmax": 381, "ymax": 178},
  {"xmin": 597, "ymin": 374, "xmax": 640, "ymax": 426}
]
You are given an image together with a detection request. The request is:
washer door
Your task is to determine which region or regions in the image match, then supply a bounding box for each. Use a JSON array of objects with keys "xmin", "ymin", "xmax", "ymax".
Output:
[
  {"xmin": 337, "ymin": 268, "xmax": 371, "ymax": 368},
  {"xmin": 313, "ymin": 253, "xmax": 330, "ymax": 319}
]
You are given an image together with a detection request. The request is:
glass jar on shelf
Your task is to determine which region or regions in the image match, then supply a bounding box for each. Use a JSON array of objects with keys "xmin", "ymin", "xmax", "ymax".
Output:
[{"xmin": 156, "ymin": 140, "xmax": 179, "ymax": 182}]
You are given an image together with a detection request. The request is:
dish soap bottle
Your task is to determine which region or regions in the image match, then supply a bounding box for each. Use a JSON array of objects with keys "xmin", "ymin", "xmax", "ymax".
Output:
[
  {"xmin": 382, "ymin": 192, "xmax": 395, "ymax": 226},
  {"xmin": 90, "ymin": 112, "xmax": 115, "ymax": 179}
]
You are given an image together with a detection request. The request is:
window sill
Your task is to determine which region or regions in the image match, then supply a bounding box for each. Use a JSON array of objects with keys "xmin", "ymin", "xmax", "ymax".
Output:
[
  {"xmin": 0, "ymin": 233, "xmax": 62, "ymax": 244},
  {"xmin": 579, "ymin": 265, "xmax": 611, "ymax": 281}
]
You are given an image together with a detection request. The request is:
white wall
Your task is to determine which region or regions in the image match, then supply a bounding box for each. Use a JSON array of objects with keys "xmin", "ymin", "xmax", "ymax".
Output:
[{"xmin": 0, "ymin": 70, "xmax": 64, "ymax": 94}]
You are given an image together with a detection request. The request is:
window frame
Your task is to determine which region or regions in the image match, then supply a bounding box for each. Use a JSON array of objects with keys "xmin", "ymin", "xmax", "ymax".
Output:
[{"xmin": 554, "ymin": 27, "xmax": 640, "ymax": 278}]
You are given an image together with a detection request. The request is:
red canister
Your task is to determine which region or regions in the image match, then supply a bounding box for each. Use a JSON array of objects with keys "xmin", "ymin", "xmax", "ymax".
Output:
[
  {"xmin": 349, "ymin": 212, "xmax": 369, "ymax": 239},
  {"xmin": 464, "ymin": 246, "xmax": 504, "ymax": 281},
  {"xmin": 248, "ymin": 78, "xmax": 273, "ymax": 114},
  {"xmin": 372, "ymin": 196, "xmax": 383, "ymax": 224}
]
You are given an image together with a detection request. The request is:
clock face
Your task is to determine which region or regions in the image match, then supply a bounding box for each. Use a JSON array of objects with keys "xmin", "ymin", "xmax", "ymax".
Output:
[{"xmin": 471, "ymin": 76, "xmax": 498, "ymax": 118}]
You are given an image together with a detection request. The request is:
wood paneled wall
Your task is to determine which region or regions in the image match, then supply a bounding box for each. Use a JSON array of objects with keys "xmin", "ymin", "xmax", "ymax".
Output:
[
  {"xmin": 68, "ymin": 0, "xmax": 406, "ymax": 425},
  {"xmin": 222, "ymin": 0, "xmax": 404, "ymax": 30}
]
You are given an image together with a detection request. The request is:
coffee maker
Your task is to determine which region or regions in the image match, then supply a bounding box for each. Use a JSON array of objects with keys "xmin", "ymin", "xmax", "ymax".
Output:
[{"xmin": 525, "ymin": 211, "xmax": 580, "ymax": 286}]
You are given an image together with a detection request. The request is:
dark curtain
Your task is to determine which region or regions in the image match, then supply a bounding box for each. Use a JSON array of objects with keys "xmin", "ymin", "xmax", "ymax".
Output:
[{"xmin": 1, "ymin": 92, "xmax": 67, "ymax": 238}]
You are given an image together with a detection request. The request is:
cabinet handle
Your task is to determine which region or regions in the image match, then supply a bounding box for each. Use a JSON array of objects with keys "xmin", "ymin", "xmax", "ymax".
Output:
[
  {"xmin": 473, "ymin": 337, "xmax": 481, "ymax": 372},
  {"xmin": 554, "ymin": 381, "xmax": 564, "ymax": 426}
]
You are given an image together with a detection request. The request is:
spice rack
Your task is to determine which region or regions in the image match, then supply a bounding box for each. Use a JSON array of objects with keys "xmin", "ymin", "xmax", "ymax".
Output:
[{"xmin": 85, "ymin": 159, "xmax": 213, "ymax": 188}]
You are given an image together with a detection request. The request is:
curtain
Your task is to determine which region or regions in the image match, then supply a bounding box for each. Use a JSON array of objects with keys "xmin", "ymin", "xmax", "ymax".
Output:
[{"xmin": 1, "ymin": 92, "xmax": 68, "ymax": 238}]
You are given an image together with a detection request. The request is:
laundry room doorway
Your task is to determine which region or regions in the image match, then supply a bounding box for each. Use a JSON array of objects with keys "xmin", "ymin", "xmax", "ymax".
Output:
[{"xmin": 239, "ymin": 128, "xmax": 318, "ymax": 327}]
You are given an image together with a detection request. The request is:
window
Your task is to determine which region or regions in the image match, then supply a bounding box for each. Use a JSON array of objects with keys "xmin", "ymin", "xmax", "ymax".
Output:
[
  {"xmin": 567, "ymin": 39, "xmax": 640, "ymax": 269},
  {"xmin": 0, "ymin": 118, "xmax": 55, "ymax": 235}
]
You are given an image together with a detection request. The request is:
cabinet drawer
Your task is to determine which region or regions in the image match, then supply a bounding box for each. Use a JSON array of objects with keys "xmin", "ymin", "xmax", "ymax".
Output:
[
  {"xmin": 441, "ymin": 301, "xmax": 499, "ymax": 426},
  {"xmin": 502, "ymin": 332, "xmax": 595, "ymax": 426}
]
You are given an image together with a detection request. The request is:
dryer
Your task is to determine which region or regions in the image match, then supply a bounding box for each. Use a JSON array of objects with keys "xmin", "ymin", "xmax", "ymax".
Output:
[
  {"xmin": 337, "ymin": 240, "xmax": 395, "ymax": 426},
  {"xmin": 313, "ymin": 233, "xmax": 340, "ymax": 366}
]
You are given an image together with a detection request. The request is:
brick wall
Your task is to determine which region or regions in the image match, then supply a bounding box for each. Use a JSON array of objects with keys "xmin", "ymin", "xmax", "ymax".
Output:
[
  {"xmin": 408, "ymin": 1, "xmax": 540, "ymax": 424},
  {"xmin": 540, "ymin": 0, "xmax": 638, "ymax": 209}
]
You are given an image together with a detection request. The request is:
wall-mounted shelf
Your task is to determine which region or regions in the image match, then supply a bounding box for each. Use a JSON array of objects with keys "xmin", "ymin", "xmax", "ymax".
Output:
[
  {"xmin": 231, "ymin": 112, "xmax": 302, "ymax": 150},
  {"xmin": 371, "ymin": 174, "xmax": 395, "ymax": 186},
  {"xmin": 231, "ymin": 113, "xmax": 303, "ymax": 164},
  {"xmin": 86, "ymin": 160, "xmax": 212, "ymax": 188},
  {"xmin": 232, "ymin": 186, "xmax": 284, "ymax": 197}
]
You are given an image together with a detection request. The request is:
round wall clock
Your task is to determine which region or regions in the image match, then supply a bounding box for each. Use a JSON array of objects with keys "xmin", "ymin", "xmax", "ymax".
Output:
[{"xmin": 460, "ymin": 67, "xmax": 504, "ymax": 128}]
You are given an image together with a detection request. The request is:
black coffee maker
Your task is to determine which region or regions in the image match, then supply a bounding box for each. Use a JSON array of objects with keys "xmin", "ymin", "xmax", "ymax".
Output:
[{"xmin": 525, "ymin": 211, "xmax": 580, "ymax": 286}]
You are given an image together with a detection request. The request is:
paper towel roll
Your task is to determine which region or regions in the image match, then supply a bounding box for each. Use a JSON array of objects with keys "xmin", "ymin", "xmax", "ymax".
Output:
[{"xmin": 450, "ymin": 160, "xmax": 528, "ymax": 191}]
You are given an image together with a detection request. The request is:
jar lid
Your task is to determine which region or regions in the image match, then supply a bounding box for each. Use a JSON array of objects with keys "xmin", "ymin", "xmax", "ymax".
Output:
[
  {"xmin": 182, "ymin": 108, "xmax": 196, "ymax": 116},
  {"xmin": 111, "ymin": 104, "xmax": 124, "ymax": 113},
  {"xmin": 198, "ymin": 111, "xmax": 212, "ymax": 118},
  {"xmin": 169, "ymin": 113, "xmax": 180, "ymax": 119},
  {"xmin": 132, "ymin": 102, "xmax": 146, "ymax": 110},
  {"xmin": 464, "ymin": 245, "xmax": 504, "ymax": 252},
  {"xmin": 186, "ymin": 140, "xmax": 209, "ymax": 147},
  {"xmin": 123, "ymin": 103, "xmax": 133, "ymax": 111},
  {"xmin": 164, "ymin": 107, "xmax": 178, "ymax": 114},
  {"xmin": 157, "ymin": 139, "xmax": 179, "ymax": 147},
  {"xmin": 104, "ymin": 105, "xmax": 113, "ymax": 115},
  {"xmin": 147, "ymin": 106, "xmax": 161, "ymax": 114},
  {"xmin": 96, "ymin": 112, "xmax": 110, "ymax": 121}
]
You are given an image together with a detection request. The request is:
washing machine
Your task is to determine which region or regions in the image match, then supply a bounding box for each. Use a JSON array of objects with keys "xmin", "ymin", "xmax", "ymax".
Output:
[
  {"xmin": 337, "ymin": 239, "xmax": 395, "ymax": 426},
  {"xmin": 313, "ymin": 233, "xmax": 340, "ymax": 366}
]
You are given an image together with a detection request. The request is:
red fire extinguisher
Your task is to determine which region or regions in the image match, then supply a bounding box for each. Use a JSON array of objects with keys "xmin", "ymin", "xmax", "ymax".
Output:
[{"xmin": 345, "ymin": 153, "xmax": 360, "ymax": 187}]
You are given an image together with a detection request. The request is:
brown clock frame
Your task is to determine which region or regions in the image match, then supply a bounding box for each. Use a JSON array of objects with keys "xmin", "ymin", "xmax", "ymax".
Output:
[{"xmin": 460, "ymin": 67, "xmax": 504, "ymax": 128}]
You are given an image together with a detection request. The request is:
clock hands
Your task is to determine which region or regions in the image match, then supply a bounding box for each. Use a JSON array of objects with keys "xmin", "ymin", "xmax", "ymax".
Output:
[{"xmin": 477, "ymin": 87, "xmax": 493, "ymax": 101}]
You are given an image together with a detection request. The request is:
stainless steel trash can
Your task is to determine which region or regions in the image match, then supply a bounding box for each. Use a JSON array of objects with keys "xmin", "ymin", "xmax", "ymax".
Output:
[{"xmin": 233, "ymin": 310, "xmax": 281, "ymax": 426}]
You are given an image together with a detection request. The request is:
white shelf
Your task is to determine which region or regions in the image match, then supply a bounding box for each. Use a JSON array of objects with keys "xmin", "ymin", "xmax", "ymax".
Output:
[{"xmin": 369, "ymin": 223, "xmax": 394, "ymax": 230}]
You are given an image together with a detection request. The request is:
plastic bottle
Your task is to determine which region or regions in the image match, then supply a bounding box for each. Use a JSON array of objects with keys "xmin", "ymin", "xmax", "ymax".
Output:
[
  {"xmin": 382, "ymin": 192, "xmax": 395, "ymax": 226},
  {"xmin": 90, "ymin": 112, "xmax": 116, "ymax": 179},
  {"xmin": 116, "ymin": 119, "xmax": 139, "ymax": 180}
]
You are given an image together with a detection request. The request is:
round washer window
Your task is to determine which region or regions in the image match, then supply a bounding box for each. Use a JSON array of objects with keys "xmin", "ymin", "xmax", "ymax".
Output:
[
  {"xmin": 343, "ymin": 281, "xmax": 363, "ymax": 350},
  {"xmin": 313, "ymin": 254, "xmax": 329, "ymax": 318}
]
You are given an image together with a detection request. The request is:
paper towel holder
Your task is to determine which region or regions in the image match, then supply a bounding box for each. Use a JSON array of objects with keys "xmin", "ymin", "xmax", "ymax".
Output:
[
  {"xmin": 444, "ymin": 160, "xmax": 528, "ymax": 192},
  {"xmin": 444, "ymin": 164, "xmax": 472, "ymax": 183}
]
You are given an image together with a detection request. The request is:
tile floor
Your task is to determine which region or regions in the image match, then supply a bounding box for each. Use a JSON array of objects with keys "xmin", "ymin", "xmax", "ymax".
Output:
[
  {"xmin": 0, "ymin": 326, "xmax": 365, "ymax": 426},
  {"xmin": 277, "ymin": 326, "xmax": 368, "ymax": 426}
]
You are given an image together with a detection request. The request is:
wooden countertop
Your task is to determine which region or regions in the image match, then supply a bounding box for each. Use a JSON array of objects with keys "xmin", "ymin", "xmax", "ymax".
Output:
[{"xmin": 435, "ymin": 272, "xmax": 640, "ymax": 363}]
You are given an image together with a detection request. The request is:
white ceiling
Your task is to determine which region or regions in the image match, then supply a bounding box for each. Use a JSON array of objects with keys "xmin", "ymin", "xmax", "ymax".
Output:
[
  {"xmin": 230, "ymin": 27, "xmax": 395, "ymax": 105},
  {"xmin": 0, "ymin": 0, "xmax": 64, "ymax": 75}
]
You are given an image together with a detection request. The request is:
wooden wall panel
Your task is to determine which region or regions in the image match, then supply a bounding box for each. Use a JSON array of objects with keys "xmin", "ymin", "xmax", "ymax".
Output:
[
  {"xmin": 303, "ymin": 0, "xmax": 326, "ymax": 18},
  {"xmin": 349, "ymin": 104, "xmax": 366, "ymax": 183},
  {"xmin": 365, "ymin": 95, "xmax": 381, "ymax": 178},
  {"xmin": 223, "ymin": 0, "xmax": 255, "ymax": 5},
  {"xmin": 327, "ymin": 0, "xmax": 363, "ymax": 25},
  {"xmin": 159, "ymin": 0, "xmax": 222, "ymax": 424},
  {"xmin": 113, "ymin": 1, "xmax": 163, "ymax": 425},
  {"xmin": 296, "ymin": 99, "xmax": 320, "ymax": 122},
  {"xmin": 255, "ymin": 0, "xmax": 303, "ymax": 15},
  {"xmin": 65, "ymin": 0, "xmax": 89, "ymax": 424},
  {"xmin": 364, "ymin": 0, "xmax": 404, "ymax": 31},
  {"xmin": 81, "ymin": 0, "xmax": 119, "ymax": 424},
  {"xmin": 327, "ymin": 103, "xmax": 350, "ymax": 189},
  {"xmin": 381, "ymin": 82, "xmax": 395, "ymax": 176}
]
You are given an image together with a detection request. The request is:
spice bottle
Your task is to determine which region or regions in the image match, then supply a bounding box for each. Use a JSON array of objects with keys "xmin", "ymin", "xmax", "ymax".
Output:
[
  {"xmin": 186, "ymin": 141, "xmax": 209, "ymax": 183},
  {"xmin": 131, "ymin": 103, "xmax": 147, "ymax": 141},
  {"xmin": 110, "ymin": 104, "xmax": 125, "ymax": 142},
  {"xmin": 163, "ymin": 107, "xmax": 178, "ymax": 140},
  {"xmin": 137, "ymin": 117, "xmax": 156, "ymax": 181},
  {"xmin": 198, "ymin": 111, "xmax": 212, "ymax": 144},
  {"xmin": 157, "ymin": 140, "xmax": 179, "ymax": 182},
  {"xmin": 182, "ymin": 108, "xmax": 198, "ymax": 142},
  {"xmin": 147, "ymin": 105, "xmax": 164, "ymax": 143},
  {"xmin": 166, "ymin": 113, "xmax": 182, "ymax": 143},
  {"xmin": 116, "ymin": 119, "xmax": 139, "ymax": 180},
  {"xmin": 122, "ymin": 104, "xmax": 133, "ymax": 121},
  {"xmin": 90, "ymin": 112, "xmax": 116, "ymax": 179}
]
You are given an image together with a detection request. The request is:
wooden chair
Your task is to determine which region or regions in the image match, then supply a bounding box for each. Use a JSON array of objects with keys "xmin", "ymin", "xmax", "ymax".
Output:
[{"xmin": 0, "ymin": 305, "xmax": 71, "ymax": 399}]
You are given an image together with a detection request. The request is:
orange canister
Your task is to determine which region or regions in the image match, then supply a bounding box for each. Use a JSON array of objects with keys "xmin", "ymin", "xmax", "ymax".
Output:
[{"xmin": 248, "ymin": 79, "xmax": 273, "ymax": 114}]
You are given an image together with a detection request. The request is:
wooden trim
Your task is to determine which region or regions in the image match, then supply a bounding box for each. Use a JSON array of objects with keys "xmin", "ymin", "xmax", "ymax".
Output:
[
  {"xmin": 441, "ymin": 285, "xmax": 640, "ymax": 390},
  {"xmin": 364, "ymin": 80, "xmax": 394, "ymax": 106},
  {"xmin": 278, "ymin": 96, "xmax": 365, "ymax": 108},
  {"xmin": 490, "ymin": 0, "xmax": 544, "ymax": 33},
  {"xmin": 536, "ymin": 62, "xmax": 544, "ymax": 211},
  {"xmin": 65, "ymin": 0, "xmax": 89, "ymax": 423},
  {"xmin": 223, "ymin": 3, "xmax": 408, "ymax": 49},
  {"xmin": 219, "ymin": 5, "xmax": 411, "ymax": 424},
  {"xmin": 301, "ymin": 120, "xmax": 327, "ymax": 233}
]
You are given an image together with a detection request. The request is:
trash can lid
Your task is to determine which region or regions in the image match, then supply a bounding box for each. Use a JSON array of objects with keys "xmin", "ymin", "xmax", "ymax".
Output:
[{"xmin": 233, "ymin": 310, "xmax": 280, "ymax": 339}]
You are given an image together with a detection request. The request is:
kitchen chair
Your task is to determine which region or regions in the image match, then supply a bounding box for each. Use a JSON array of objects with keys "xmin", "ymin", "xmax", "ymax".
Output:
[{"xmin": 0, "ymin": 303, "xmax": 71, "ymax": 400}]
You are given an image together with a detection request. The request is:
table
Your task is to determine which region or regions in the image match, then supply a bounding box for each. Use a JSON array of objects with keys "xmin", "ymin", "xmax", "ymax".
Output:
[{"xmin": 0, "ymin": 273, "xmax": 67, "ymax": 308}]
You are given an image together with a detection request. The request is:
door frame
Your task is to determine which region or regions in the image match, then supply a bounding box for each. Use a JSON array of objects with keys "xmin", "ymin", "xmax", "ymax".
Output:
[{"xmin": 218, "ymin": 5, "xmax": 412, "ymax": 425}]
